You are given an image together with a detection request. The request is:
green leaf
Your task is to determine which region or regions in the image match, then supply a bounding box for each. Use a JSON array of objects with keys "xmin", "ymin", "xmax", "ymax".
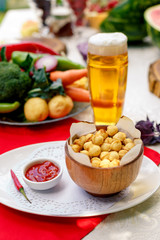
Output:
[
  {"xmin": 32, "ymin": 67, "xmax": 49, "ymax": 89},
  {"xmin": 49, "ymin": 78, "xmax": 65, "ymax": 96},
  {"xmin": 20, "ymin": 54, "xmax": 33, "ymax": 72},
  {"xmin": 0, "ymin": 47, "xmax": 7, "ymax": 62},
  {"xmin": 27, "ymin": 78, "xmax": 65, "ymax": 100},
  {"xmin": 27, "ymin": 88, "xmax": 50, "ymax": 99}
]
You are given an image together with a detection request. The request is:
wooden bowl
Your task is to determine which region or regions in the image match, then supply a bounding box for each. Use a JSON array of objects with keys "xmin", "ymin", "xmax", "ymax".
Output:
[{"xmin": 65, "ymin": 139, "xmax": 144, "ymax": 196}]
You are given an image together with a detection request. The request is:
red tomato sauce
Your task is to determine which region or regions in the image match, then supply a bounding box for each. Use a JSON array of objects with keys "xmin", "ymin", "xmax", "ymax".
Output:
[{"xmin": 25, "ymin": 161, "xmax": 59, "ymax": 182}]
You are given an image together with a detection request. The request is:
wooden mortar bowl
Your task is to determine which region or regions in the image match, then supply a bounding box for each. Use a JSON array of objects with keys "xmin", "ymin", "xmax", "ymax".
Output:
[{"xmin": 65, "ymin": 126, "xmax": 144, "ymax": 196}]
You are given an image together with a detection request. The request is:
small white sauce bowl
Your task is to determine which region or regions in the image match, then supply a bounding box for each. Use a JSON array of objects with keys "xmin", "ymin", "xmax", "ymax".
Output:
[{"xmin": 22, "ymin": 158, "xmax": 63, "ymax": 190}]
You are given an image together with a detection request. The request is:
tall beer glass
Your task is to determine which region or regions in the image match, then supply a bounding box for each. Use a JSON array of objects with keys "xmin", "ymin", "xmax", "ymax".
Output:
[{"xmin": 87, "ymin": 32, "xmax": 128, "ymax": 125}]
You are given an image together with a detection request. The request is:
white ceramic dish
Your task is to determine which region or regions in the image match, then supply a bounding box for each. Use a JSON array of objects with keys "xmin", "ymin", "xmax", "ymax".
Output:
[
  {"xmin": 0, "ymin": 141, "xmax": 160, "ymax": 217},
  {"xmin": 22, "ymin": 158, "xmax": 63, "ymax": 190}
]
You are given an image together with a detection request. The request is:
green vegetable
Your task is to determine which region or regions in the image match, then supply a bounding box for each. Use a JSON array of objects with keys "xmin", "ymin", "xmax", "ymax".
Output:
[
  {"xmin": 11, "ymin": 51, "xmax": 44, "ymax": 68},
  {"xmin": 0, "ymin": 47, "xmax": 7, "ymax": 62},
  {"xmin": 0, "ymin": 61, "xmax": 32, "ymax": 102},
  {"xmin": 0, "ymin": 101, "xmax": 20, "ymax": 113},
  {"xmin": 144, "ymin": 4, "xmax": 160, "ymax": 48},
  {"xmin": 100, "ymin": 0, "xmax": 160, "ymax": 42},
  {"xmin": 54, "ymin": 56, "xmax": 85, "ymax": 70},
  {"xmin": 32, "ymin": 67, "xmax": 49, "ymax": 89},
  {"xmin": 19, "ymin": 54, "xmax": 34, "ymax": 72},
  {"xmin": 27, "ymin": 67, "xmax": 65, "ymax": 100},
  {"xmin": 27, "ymin": 78, "xmax": 65, "ymax": 99},
  {"xmin": 11, "ymin": 51, "xmax": 85, "ymax": 71}
]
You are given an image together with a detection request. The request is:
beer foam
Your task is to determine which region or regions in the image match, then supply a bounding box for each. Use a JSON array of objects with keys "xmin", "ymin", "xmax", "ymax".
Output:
[{"xmin": 88, "ymin": 32, "xmax": 127, "ymax": 56}]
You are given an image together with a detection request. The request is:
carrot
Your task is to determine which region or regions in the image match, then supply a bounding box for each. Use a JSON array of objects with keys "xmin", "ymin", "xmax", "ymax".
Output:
[
  {"xmin": 65, "ymin": 86, "xmax": 90, "ymax": 102},
  {"xmin": 50, "ymin": 69, "xmax": 88, "ymax": 86}
]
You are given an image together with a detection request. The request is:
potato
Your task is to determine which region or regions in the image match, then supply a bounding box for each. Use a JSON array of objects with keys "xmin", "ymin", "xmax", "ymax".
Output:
[
  {"xmin": 24, "ymin": 97, "xmax": 49, "ymax": 122},
  {"xmin": 48, "ymin": 95, "xmax": 73, "ymax": 119}
]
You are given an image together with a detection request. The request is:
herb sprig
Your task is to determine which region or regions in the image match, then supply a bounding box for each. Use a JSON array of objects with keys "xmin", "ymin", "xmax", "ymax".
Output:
[{"xmin": 135, "ymin": 117, "xmax": 160, "ymax": 145}]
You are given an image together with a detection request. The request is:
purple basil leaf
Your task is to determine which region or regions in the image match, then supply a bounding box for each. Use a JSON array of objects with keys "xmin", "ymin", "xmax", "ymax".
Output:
[
  {"xmin": 135, "ymin": 119, "xmax": 154, "ymax": 134},
  {"xmin": 156, "ymin": 123, "xmax": 160, "ymax": 132},
  {"xmin": 77, "ymin": 42, "xmax": 88, "ymax": 62},
  {"xmin": 156, "ymin": 136, "xmax": 160, "ymax": 143},
  {"xmin": 149, "ymin": 137, "xmax": 159, "ymax": 145},
  {"xmin": 136, "ymin": 117, "xmax": 160, "ymax": 145}
]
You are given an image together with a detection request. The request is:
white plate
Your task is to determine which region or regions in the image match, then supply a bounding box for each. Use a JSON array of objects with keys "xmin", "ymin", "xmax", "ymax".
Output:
[{"xmin": 0, "ymin": 141, "xmax": 160, "ymax": 217}]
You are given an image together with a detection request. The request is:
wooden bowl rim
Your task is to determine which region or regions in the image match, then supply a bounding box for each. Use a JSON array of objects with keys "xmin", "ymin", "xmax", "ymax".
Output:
[{"xmin": 65, "ymin": 139, "xmax": 144, "ymax": 170}]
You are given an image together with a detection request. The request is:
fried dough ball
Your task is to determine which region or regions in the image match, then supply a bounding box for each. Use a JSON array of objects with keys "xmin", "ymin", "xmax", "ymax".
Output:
[
  {"xmin": 83, "ymin": 141, "xmax": 92, "ymax": 151},
  {"xmin": 96, "ymin": 129, "xmax": 108, "ymax": 139},
  {"xmin": 113, "ymin": 132, "xmax": 126, "ymax": 141},
  {"xmin": 109, "ymin": 159, "xmax": 120, "ymax": 168},
  {"xmin": 104, "ymin": 137, "xmax": 115, "ymax": 144},
  {"xmin": 119, "ymin": 149, "xmax": 128, "ymax": 159},
  {"xmin": 111, "ymin": 140, "xmax": 122, "ymax": 151},
  {"xmin": 88, "ymin": 144, "xmax": 101, "ymax": 157},
  {"xmin": 92, "ymin": 134, "xmax": 104, "ymax": 145},
  {"xmin": 85, "ymin": 133, "xmax": 94, "ymax": 142},
  {"xmin": 123, "ymin": 138, "xmax": 133, "ymax": 145},
  {"xmin": 100, "ymin": 159, "xmax": 110, "ymax": 168},
  {"xmin": 101, "ymin": 142, "xmax": 111, "ymax": 151},
  {"xmin": 70, "ymin": 126, "xmax": 137, "ymax": 168},
  {"xmin": 109, "ymin": 151, "xmax": 119, "ymax": 161},
  {"xmin": 48, "ymin": 95, "xmax": 73, "ymax": 119},
  {"xmin": 107, "ymin": 125, "xmax": 118, "ymax": 136},
  {"xmin": 71, "ymin": 144, "xmax": 82, "ymax": 152},
  {"xmin": 123, "ymin": 142, "xmax": 135, "ymax": 151},
  {"xmin": 74, "ymin": 136, "xmax": 86, "ymax": 147},
  {"xmin": 80, "ymin": 150, "xmax": 89, "ymax": 156},
  {"xmin": 24, "ymin": 97, "xmax": 49, "ymax": 122},
  {"xmin": 79, "ymin": 135, "xmax": 87, "ymax": 144},
  {"xmin": 91, "ymin": 157, "xmax": 101, "ymax": 168},
  {"xmin": 100, "ymin": 151, "xmax": 110, "ymax": 160}
]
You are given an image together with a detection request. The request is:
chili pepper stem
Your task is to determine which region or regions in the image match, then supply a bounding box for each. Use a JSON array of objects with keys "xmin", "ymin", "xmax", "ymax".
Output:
[
  {"xmin": 10, "ymin": 169, "xmax": 31, "ymax": 204},
  {"xmin": 19, "ymin": 188, "xmax": 32, "ymax": 204}
]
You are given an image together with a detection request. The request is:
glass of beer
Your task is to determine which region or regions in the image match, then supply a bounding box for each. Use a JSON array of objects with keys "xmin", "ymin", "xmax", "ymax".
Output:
[{"xmin": 87, "ymin": 32, "xmax": 128, "ymax": 125}]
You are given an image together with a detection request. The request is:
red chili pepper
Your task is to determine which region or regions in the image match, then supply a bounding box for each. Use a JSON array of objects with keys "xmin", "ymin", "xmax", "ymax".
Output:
[
  {"xmin": 10, "ymin": 169, "xmax": 31, "ymax": 204},
  {"xmin": 0, "ymin": 42, "xmax": 58, "ymax": 61}
]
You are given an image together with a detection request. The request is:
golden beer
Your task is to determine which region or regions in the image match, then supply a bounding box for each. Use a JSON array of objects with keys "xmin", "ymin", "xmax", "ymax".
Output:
[{"xmin": 87, "ymin": 33, "xmax": 128, "ymax": 125}]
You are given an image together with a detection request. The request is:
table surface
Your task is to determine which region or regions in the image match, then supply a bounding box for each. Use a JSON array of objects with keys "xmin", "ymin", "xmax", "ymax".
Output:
[{"xmin": 0, "ymin": 8, "xmax": 160, "ymax": 240}]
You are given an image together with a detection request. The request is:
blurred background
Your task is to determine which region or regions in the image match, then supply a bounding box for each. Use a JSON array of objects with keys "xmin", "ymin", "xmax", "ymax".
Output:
[
  {"xmin": 0, "ymin": 0, "xmax": 28, "ymax": 23},
  {"xmin": 0, "ymin": 0, "xmax": 124, "ymax": 27}
]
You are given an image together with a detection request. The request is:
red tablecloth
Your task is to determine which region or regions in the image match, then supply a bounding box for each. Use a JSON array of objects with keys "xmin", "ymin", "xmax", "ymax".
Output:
[{"xmin": 0, "ymin": 118, "xmax": 159, "ymax": 240}]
